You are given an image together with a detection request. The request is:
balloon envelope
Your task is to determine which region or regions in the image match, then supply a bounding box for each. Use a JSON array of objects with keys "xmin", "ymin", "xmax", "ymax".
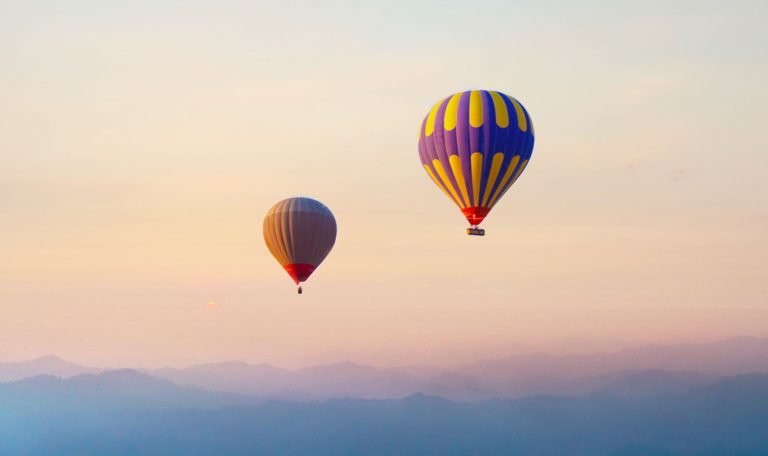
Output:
[
  {"xmin": 418, "ymin": 90, "xmax": 535, "ymax": 227},
  {"xmin": 263, "ymin": 197, "xmax": 337, "ymax": 285}
]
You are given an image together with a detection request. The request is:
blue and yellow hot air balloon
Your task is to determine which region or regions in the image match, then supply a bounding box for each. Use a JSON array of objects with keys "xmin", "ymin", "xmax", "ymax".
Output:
[{"xmin": 418, "ymin": 90, "xmax": 535, "ymax": 235}]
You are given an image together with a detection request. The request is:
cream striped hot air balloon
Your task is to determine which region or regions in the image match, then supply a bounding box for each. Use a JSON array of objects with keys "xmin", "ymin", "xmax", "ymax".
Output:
[{"xmin": 263, "ymin": 197, "xmax": 337, "ymax": 294}]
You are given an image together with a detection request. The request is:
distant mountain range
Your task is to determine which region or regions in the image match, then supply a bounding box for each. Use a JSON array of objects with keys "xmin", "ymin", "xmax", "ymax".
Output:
[
  {"xmin": 142, "ymin": 336, "xmax": 768, "ymax": 400},
  {"xmin": 150, "ymin": 361, "xmax": 429, "ymax": 400},
  {"xmin": 0, "ymin": 355, "xmax": 102, "ymax": 382},
  {"xmin": 0, "ymin": 369, "xmax": 259, "ymax": 413},
  {"xmin": 453, "ymin": 336, "xmax": 768, "ymax": 397},
  {"xmin": 3, "ymin": 337, "xmax": 768, "ymax": 401},
  {"xmin": 0, "ymin": 371, "xmax": 766, "ymax": 455}
]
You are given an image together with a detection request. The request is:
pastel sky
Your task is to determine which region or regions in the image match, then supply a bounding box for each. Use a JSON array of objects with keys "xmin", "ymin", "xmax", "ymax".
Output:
[{"xmin": 1, "ymin": 0, "xmax": 766, "ymax": 368}]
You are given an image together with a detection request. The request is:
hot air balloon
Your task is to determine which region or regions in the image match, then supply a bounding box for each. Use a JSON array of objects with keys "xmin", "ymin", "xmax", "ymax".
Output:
[
  {"xmin": 418, "ymin": 90, "xmax": 535, "ymax": 236},
  {"xmin": 263, "ymin": 197, "xmax": 337, "ymax": 294}
]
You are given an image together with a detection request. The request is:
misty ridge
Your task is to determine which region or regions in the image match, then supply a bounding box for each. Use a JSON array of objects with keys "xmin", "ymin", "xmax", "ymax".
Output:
[
  {"xmin": 4, "ymin": 336, "xmax": 768, "ymax": 401},
  {"xmin": 1, "ymin": 338, "xmax": 768, "ymax": 455},
  {"xmin": 1, "ymin": 375, "xmax": 768, "ymax": 455}
]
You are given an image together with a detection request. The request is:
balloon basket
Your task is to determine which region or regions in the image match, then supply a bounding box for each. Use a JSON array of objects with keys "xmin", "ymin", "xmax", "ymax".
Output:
[{"xmin": 466, "ymin": 226, "xmax": 485, "ymax": 236}]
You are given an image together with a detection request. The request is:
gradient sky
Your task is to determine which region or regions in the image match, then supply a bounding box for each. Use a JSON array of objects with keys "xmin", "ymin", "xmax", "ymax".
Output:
[{"xmin": 1, "ymin": 0, "xmax": 766, "ymax": 368}]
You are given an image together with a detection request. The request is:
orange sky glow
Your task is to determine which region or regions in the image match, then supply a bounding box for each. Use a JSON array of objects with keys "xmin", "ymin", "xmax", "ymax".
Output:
[{"xmin": 1, "ymin": 1, "xmax": 766, "ymax": 368}]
